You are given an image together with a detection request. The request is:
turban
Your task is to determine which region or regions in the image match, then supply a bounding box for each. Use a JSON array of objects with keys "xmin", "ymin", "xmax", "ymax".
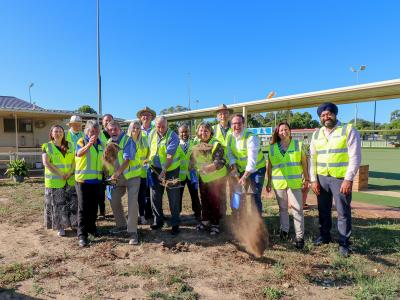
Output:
[{"xmin": 317, "ymin": 102, "xmax": 338, "ymax": 117}]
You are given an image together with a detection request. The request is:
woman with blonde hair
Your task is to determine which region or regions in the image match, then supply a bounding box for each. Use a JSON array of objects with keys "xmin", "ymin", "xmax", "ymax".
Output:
[
  {"xmin": 42, "ymin": 125, "xmax": 77, "ymax": 237},
  {"xmin": 128, "ymin": 121, "xmax": 151, "ymax": 225},
  {"xmin": 266, "ymin": 122, "xmax": 310, "ymax": 249}
]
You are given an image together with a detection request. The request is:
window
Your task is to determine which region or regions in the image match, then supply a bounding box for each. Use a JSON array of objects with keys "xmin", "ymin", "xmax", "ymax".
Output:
[{"xmin": 3, "ymin": 119, "xmax": 33, "ymax": 133}]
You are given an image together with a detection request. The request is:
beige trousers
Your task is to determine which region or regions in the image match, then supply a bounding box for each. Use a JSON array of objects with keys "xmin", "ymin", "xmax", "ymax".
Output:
[
  {"xmin": 110, "ymin": 176, "xmax": 140, "ymax": 233},
  {"xmin": 274, "ymin": 188, "xmax": 304, "ymax": 239}
]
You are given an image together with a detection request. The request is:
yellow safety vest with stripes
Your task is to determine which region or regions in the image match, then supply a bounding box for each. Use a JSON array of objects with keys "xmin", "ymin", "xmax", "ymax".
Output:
[
  {"xmin": 100, "ymin": 131, "xmax": 109, "ymax": 146},
  {"xmin": 194, "ymin": 138, "xmax": 227, "ymax": 183},
  {"xmin": 108, "ymin": 134, "xmax": 141, "ymax": 180},
  {"xmin": 132, "ymin": 136, "xmax": 149, "ymax": 179},
  {"xmin": 212, "ymin": 124, "xmax": 232, "ymax": 148},
  {"xmin": 149, "ymin": 129, "xmax": 180, "ymax": 171},
  {"xmin": 75, "ymin": 138, "xmax": 104, "ymax": 182},
  {"xmin": 312, "ymin": 124, "xmax": 351, "ymax": 179},
  {"xmin": 178, "ymin": 140, "xmax": 194, "ymax": 181},
  {"xmin": 42, "ymin": 141, "xmax": 75, "ymax": 188},
  {"xmin": 228, "ymin": 129, "xmax": 266, "ymax": 173},
  {"xmin": 65, "ymin": 130, "xmax": 84, "ymax": 152},
  {"xmin": 268, "ymin": 139, "xmax": 303, "ymax": 189}
]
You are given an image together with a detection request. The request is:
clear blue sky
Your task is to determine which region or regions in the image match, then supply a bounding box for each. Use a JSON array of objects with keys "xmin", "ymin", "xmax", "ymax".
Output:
[{"xmin": 0, "ymin": 0, "xmax": 399, "ymax": 123}]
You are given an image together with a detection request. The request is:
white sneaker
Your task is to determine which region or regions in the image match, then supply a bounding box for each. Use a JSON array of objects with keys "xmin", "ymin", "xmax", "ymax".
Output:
[
  {"xmin": 57, "ymin": 228, "xmax": 65, "ymax": 237},
  {"xmin": 140, "ymin": 216, "xmax": 147, "ymax": 225},
  {"xmin": 128, "ymin": 233, "xmax": 139, "ymax": 245}
]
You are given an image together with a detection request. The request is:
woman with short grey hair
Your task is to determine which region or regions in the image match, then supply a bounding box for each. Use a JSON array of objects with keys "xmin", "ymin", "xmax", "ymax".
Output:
[{"xmin": 74, "ymin": 119, "xmax": 104, "ymax": 247}]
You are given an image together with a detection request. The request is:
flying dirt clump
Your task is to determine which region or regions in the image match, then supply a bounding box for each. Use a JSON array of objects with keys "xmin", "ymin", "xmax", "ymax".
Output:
[{"xmin": 228, "ymin": 188, "xmax": 269, "ymax": 258}]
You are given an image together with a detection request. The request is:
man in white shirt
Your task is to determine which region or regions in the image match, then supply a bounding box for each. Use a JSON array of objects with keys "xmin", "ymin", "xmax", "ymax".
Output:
[
  {"xmin": 227, "ymin": 114, "xmax": 266, "ymax": 214},
  {"xmin": 310, "ymin": 102, "xmax": 361, "ymax": 257}
]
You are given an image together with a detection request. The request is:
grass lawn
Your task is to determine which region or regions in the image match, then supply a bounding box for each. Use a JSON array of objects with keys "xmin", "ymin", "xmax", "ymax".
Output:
[
  {"xmin": 362, "ymin": 148, "xmax": 400, "ymax": 191},
  {"xmin": 353, "ymin": 192, "xmax": 400, "ymax": 208}
]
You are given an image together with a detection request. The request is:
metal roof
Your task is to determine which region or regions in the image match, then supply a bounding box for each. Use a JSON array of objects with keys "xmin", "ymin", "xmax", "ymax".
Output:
[
  {"xmin": 0, "ymin": 96, "xmax": 100, "ymax": 118},
  {"xmin": 160, "ymin": 79, "xmax": 400, "ymax": 122}
]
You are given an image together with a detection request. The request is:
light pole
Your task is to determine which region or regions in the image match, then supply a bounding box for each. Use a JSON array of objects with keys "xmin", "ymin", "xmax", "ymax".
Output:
[
  {"xmin": 350, "ymin": 65, "xmax": 366, "ymax": 127},
  {"xmin": 28, "ymin": 82, "xmax": 34, "ymax": 104},
  {"xmin": 96, "ymin": 0, "xmax": 102, "ymax": 122},
  {"xmin": 187, "ymin": 72, "xmax": 192, "ymax": 110}
]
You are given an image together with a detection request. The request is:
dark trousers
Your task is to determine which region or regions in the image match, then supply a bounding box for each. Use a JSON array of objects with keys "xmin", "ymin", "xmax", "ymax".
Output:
[
  {"xmin": 317, "ymin": 175, "xmax": 352, "ymax": 247},
  {"xmin": 76, "ymin": 182, "xmax": 101, "ymax": 239},
  {"xmin": 199, "ymin": 178, "xmax": 225, "ymax": 225},
  {"xmin": 98, "ymin": 182, "xmax": 106, "ymax": 216},
  {"xmin": 179, "ymin": 178, "xmax": 201, "ymax": 218},
  {"xmin": 150, "ymin": 167, "xmax": 181, "ymax": 227},
  {"xmin": 138, "ymin": 177, "xmax": 153, "ymax": 219}
]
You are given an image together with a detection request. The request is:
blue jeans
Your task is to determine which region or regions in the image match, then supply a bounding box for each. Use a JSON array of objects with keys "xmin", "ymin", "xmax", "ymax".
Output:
[{"xmin": 233, "ymin": 167, "xmax": 266, "ymax": 214}]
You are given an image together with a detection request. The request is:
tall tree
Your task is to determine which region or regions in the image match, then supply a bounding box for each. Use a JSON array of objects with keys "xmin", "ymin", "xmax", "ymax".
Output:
[
  {"xmin": 390, "ymin": 109, "xmax": 400, "ymax": 122},
  {"xmin": 77, "ymin": 105, "xmax": 97, "ymax": 114}
]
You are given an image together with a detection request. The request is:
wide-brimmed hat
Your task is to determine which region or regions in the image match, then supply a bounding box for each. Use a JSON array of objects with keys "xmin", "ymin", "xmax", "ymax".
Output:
[
  {"xmin": 136, "ymin": 106, "xmax": 156, "ymax": 120},
  {"xmin": 216, "ymin": 104, "xmax": 233, "ymax": 114},
  {"xmin": 67, "ymin": 115, "xmax": 82, "ymax": 126}
]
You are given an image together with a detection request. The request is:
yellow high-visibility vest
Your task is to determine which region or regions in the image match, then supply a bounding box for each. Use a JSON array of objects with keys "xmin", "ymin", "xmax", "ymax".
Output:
[
  {"xmin": 228, "ymin": 129, "xmax": 266, "ymax": 172},
  {"xmin": 212, "ymin": 124, "xmax": 232, "ymax": 148},
  {"xmin": 42, "ymin": 141, "xmax": 75, "ymax": 188},
  {"xmin": 178, "ymin": 140, "xmax": 194, "ymax": 181},
  {"xmin": 268, "ymin": 139, "xmax": 303, "ymax": 189},
  {"xmin": 312, "ymin": 124, "xmax": 351, "ymax": 179},
  {"xmin": 132, "ymin": 136, "xmax": 149, "ymax": 179},
  {"xmin": 75, "ymin": 138, "xmax": 104, "ymax": 182},
  {"xmin": 194, "ymin": 138, "xmax": 227, "ymax": 183},
  {"xmin": 65, "ymin": 130, "xmax": 84, "ymax": 152},
  {"xmin": 149, "ymin": 129, "xmax": 180, "ymax": 171}
]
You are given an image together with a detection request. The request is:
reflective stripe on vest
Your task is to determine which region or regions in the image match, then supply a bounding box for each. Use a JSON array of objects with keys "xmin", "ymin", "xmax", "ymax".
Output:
[
  {"xmin": 195, "ymin": 138, "xmax": 227, "ymax": 183},
  {"xmin": 75, "ymin": 138, "xmax": 103, "ymax": 182},
  {"xmin": 179, "ymin": 140, "xmax": 194, "ymax": 181},
  {"xmin": 313, "ymin": 124, "xmax": 351, "ymax": 178},
  {"xmin": 228, "ymin": 129, "xmax": 266, "ymax": 172},
  {"xmin": 42, "ymin": 141, "xmax": 75, "ymax": 188},
  {"xmin": 133, "ymin": 136, "xmax": 149, "ymax": 179},
  {"xmin": 114, "ymin": 134, "xmax": 140, "ymax": 180},
  {"xmin": 149, "ymin": 129, "xmax": 180, "ymax": 171},
  {"xmin": 65, "ymin": 130, "xmax": 84, "ymax": 152},
  {"xmin": 212, "ymin": 124, "xmax": 232, "ymax": 148},
  {"xmin": 268, "ymin": 139, "xmax": 303, "ymax": 189}
]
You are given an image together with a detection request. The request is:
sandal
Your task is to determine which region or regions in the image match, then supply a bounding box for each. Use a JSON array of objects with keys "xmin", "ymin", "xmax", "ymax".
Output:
[
  {"xmin": 196, "ymin": 222, "xmax": 209, "ymax": 231},
  {"xmin": 210, "ymin": 225, "xmax": 220, "ymax": 235}
]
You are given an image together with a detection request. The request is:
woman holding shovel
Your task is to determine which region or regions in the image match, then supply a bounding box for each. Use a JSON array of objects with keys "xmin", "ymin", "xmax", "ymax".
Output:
[{"xmin": 190, "ymin": 122, "xmax": 227, "ymax": 235}]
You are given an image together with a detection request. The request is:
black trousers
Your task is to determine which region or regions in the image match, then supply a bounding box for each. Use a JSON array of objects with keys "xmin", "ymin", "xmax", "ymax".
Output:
[
  {"xmin": 76, "ymin": 182, "xmax": 101, "ymax": 239},
  {"xmin": 317, "ymin": 175, "xmax": 352, "ymax": 247},
  {"xmin": 138, "ymin": 177, "xmax": 154, "ymax": 219},
  {"xmin": 179, "ymin": 178, "xmax": 201, "ymax": 218}
]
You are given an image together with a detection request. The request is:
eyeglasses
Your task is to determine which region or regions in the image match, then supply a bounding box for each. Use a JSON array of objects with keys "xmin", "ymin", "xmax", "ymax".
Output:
[{"xmin": 132, "ymin": 127, "xmax": 141, "ymax": 130}]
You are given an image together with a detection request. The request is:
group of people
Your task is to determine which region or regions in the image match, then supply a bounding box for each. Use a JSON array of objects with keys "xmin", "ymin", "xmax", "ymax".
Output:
[{"xmin": 42, "ymin": 102, "xmax": 360, "ymax": 257}]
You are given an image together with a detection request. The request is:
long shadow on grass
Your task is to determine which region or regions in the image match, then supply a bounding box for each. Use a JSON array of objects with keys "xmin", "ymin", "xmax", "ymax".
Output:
[
  {"xmin": 369, "ymin": 171, "xmax": 400, "ymax": 181},
  {"xmin": 265, "ymin": 208, "xmax": 400, "ymax": 255},
  {"xmin": 368, "ymin": 184, "xmax": 400, "ymax": 192},
  {"xmin": 0, "ymin": 288, "xmax": 40, "ymax": 299}
]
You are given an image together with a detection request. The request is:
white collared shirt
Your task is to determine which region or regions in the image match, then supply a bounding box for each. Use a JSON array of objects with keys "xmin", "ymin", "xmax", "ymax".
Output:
[{"xmin": 229, "ymin": 130, "xmax": 260, "ymax": 173}]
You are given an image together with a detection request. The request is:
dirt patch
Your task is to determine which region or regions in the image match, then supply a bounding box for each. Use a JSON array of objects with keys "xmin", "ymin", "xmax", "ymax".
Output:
[
  {"xmin": 229, "ymin": 198, "xmax": 269, "ymax": 257},
  {"xmin": 0, "ymin": 179, "xmax": 399, "ymax": 299}
]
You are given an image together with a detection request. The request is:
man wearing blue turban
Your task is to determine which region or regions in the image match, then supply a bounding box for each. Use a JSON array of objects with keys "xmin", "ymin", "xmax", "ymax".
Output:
[{"xmin": 310, "ymin": 102, "xmax": 361, "ymax": 257}]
